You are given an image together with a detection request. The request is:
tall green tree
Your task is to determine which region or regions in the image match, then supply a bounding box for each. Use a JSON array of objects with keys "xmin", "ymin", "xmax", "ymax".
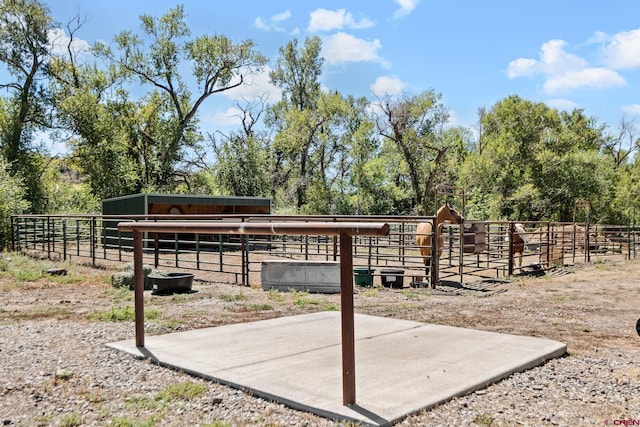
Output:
[
  {"xmin": 0, "ymin": 0, "xmax": 53, "ymax": 212},
  {"xmin": 602, "ymin": 116, "xmax": 639, "ymax": 168},
  {"xmin": 210, "ymin": 98, "xmax": 271, "ymax": 197},
  {"xmin": 460, "ymin": 95, "xmax": 609, "ymax": 221},
  {"xmin": 83, "ymin": 5, "xmax": 267, "ymax": 193},
  {"xmin": 0, "ymin": 155, "xmax": 29, "ymax": 247},
  {"xmin": 339, "ymin": 95, "xmax": 379, "ymax": 214},
  {"xmin": 269, "ymin": 88, "xmax": 355, "ymax": 214},
  {"xmin": 267, "ymin": 37, "xmax": 323, "ymax": 212},
  {"xmin": 269, "ymin": 36, "xmax": 322, "ymax": 112},
  {"xmin": 373, "ymin": 89, "xmax": 452, "ymax": 214},
  {"xmin": 299, "ymin": 91, "xmax": 356, "ymax": 214},
  {"xmin": 49, "ymin": 29, "xmax": 141, "ymax": 200},
  {"xmin": 268, "ymin": 36, "xmax": 363, "ymax": 214}
]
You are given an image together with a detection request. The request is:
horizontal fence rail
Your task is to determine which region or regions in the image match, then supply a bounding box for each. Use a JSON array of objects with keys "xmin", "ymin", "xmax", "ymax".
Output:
[{"xmin": 11, "ymin": 214, "xmax": 640, "ymax": 287}]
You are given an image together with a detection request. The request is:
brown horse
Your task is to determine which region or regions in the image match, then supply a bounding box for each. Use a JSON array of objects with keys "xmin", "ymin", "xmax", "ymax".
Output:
[
  {"xmin": 512, "ymin": 223, "xmax": 528, "ymax": 267},
  {"xmin": 415, "ymin": 202, "xmax": 464, "ymax": 283}
]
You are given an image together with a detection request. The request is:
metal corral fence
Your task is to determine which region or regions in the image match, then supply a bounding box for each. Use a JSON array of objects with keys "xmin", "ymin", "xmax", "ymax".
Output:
[{"xmin": 11, "ymin": 214, "xmax": 640, "ymax": 287}]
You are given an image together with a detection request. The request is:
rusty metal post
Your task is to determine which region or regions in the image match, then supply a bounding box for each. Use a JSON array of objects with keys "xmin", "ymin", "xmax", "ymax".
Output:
[
  {"xmin": 340, "ymin": 232, "xmax": 355, "ymax": 406},
  {"xmin": 546, "ymin": 222, "xmax": 551, "ymax": 268},
  {"xmin": 133, "ymin": 230, "xmax": 145, "ymax": 348},
  {"xmin": 91, "ymin": 216, "xmax": 96, "ymax": 266},
  {"xmin": 47, "ymin": 216, "xmax": 51, "ymax": 260},
  {"xmin": 585, "ymin": 221, "xmax": 591, "ymax": 263},
  {"xmin": 241, "ymin": 234, "xmax": 247, "ymax": 286},
  {"xmin": 154, "ymin": 232, "xmax": 159, "ymax": 268}
]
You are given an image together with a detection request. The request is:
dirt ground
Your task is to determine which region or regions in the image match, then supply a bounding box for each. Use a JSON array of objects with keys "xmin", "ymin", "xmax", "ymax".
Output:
[
  {"xmin": 1, "ymin": 253, "xmax": 639, "ymax": 357},
  {"xmin": 2, "ymin": 251, "xmax": 640, "ymax": 427}
]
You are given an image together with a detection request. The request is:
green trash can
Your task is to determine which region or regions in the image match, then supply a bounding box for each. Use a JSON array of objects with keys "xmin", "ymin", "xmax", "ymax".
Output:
[{"xmin": 353, "ymin": 267, "xmax": 375, "ymax": 287}]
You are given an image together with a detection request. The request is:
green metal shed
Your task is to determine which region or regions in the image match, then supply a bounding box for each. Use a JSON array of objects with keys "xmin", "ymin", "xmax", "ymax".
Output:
[{"xmin": 102, "ymin": 193, "xmax": 271, "ymax": 248}]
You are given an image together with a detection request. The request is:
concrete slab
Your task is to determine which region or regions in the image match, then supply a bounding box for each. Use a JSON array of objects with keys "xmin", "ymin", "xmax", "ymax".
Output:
[{"xmin": 107, "ymin": 312, "xmax": 566, "ymax": 426}]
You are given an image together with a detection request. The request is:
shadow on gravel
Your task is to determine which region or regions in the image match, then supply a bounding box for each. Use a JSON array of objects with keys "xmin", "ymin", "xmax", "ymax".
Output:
[{"xmin": 430, "ymin": 279, "xmax": 508, "ymax": 297}]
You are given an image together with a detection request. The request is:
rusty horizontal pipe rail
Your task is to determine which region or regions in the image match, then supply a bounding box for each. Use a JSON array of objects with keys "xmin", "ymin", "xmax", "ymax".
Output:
[
  {"xmin": 117, "ymin": 220, "xmax": 390, "ymax": 407},
  {"xmin": 116, "ymin": 221, "xmax": 390, "ymax": 237}
]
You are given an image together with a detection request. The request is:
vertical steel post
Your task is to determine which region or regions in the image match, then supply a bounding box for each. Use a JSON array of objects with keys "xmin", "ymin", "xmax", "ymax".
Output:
[
  {"xmin": 242, "ymin": 234, "xmax": 248, "ymax": 286},
  {"xmin": 63, "ymin": 220, "xmax": 67, "ymax": 261},
  {"xmin": 572, "ymin": 223, "xmax": 576, "ymax": 264},
  {"xmin": 76, "ymin": 220, "xmax": 80, "ymax": 256},
  {"xmin": 41, "ymin": 218, "xmax": 45, "ymax": 251},
  {"xmin": 459, "ymin": 223, "xmax": 464, "ymax": 284},
  {"xmin": 305, "ymin": 235, "xmax": 309, "ymax": 260},
  {"xmin": 400, "ymin": 222, "xmax": 405, "ymax": 265},
  {"xmin": 46, "ymin": 217, "xmax": 51, "ymax": 259},
  {"xmin": 340, "ymin": 233, "xmax": 355, "ymax": 406},
  {"xmin": 508, "ymin": 223, "xmax": 514, "ymax": 276},
  {"xmin": 134, "ymin": 230, "xmax": 145, "ymax": 348},
  {"xmin": 430, "ymin": 218, "xmax": 438, "ymax": 289},
  {"xmin": 118, "ymin": 230, "xmax": 122, "ymax": 262},
  {"xmin": 174, "ymin": 232, "xmax": 179, "ymax": 267},
  {"xmin": 10, "ymin": 215, "xmax": 14, "ymax": 251},
  {"xmin": 219, "ymin": 234, "xmax": 223, "ymax": 271},
  {"xmin": 91, "ymin": 217, "xmax": 96, "ymax": 266},
  {"xmin": 196, "ymin": 233, "xmax": 201, "ymax": 270},
  {"xmin": 585, "ymin": 221, "xmax": 590, "ymax": 263},
  {"xmin": 546, "ymin": 222, "xmax": 551, "ymax": 268}
]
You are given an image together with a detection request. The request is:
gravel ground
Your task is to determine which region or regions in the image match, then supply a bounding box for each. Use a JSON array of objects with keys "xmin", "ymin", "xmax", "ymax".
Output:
[{"xmin": 1, "ymin": 255, "xmax": 640, "ymax": 426}]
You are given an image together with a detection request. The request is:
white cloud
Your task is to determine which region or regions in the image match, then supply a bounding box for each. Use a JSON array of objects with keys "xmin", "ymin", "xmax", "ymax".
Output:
[
  {"xmin": 621, "ymin": 104, "xmax": 640, "ymax": 116},
  {"xmin": 48, "ymin": 28, "xmax": 91, "ymax": 56},
  {"xmin": 253, "ymin": 10, "xmax": 291, "ymax": 32},
  {"xmin": 506, "ymin": 57, "xmax": 539, "ymax": 78},
  {"xmin": 253, "ymin": 17, "xmax": 269, "ymax": 31},
  {"xmin": 272, "ymin": 10, "xmax": 292, "ymax": 22},
  {"xmin": 544, "ymin": 68, "xmax": 625, "ymax": 93},
  {"xmin": 307, "ymin": 8, "xmax": 373, "ymax": 32},
  {"xmin": 507, "ymin": 39, "xmax": 587, "ymax": 78},
  {"xmin": 586, "ymin": 31, "xmax": 609, "ymax": 45},
  {"xmin": 393, "ymin": 0, "xmax": 420, "ymax": 18},
  {"xmin": 545, "ymin": 98, "xmax": 578, "ymax": 111},
  {"xmin": 370, "ymin": 76, "xmax": 406, "ymax": 96},
  {"xmin": 222, "ymin": 66, "xmax": 282, "ymax": 104},
  {"xmin": 322, "ymin": 32, "xmax": 386, "ymax": 66},
  {"xmin": 205, "ymin": 107, "xmax": 244, "ymax": 127},
  {"xmin": 601, "ymin": 28, "xmax": 640, "ymax": 69},
  {"xmin": 507, "ymin": 39, "xmax": 625, "ymax": 94}
]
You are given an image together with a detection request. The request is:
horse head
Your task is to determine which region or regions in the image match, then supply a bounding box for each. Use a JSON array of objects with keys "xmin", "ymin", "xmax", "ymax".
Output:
[{"xmin": 437, "ymin": 202, "xmax": 464, "ymax": 225}]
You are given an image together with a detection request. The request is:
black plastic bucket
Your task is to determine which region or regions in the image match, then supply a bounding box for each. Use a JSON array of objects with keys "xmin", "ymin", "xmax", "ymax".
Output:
[{"xmin": 380, "ymin": 269, "xmax": 404, "ymax": 289}]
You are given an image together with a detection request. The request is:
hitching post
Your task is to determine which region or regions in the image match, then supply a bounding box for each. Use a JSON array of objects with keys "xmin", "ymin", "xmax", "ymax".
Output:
[
  {"xmin": 340, "ymin": 232, "xmax": 355, "ymax": 405},
  {"xmin": 118, "ymin": 221, "xmax": 389, "ymax": 406},
  {"xmin": 134, "ymin": 230, "xmax": 145, "ymax": 347}
]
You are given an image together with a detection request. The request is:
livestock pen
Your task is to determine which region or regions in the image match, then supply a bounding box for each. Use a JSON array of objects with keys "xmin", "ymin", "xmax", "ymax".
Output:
[{"xmin": 11, "ymin": 214, "xmax": 640, "ymax": 288}]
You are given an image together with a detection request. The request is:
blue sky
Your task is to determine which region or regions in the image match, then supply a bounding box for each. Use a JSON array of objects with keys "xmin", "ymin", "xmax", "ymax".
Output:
[{"xmin": 42, "ymin": 0, "xmax": 640, "ymax": 151}]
